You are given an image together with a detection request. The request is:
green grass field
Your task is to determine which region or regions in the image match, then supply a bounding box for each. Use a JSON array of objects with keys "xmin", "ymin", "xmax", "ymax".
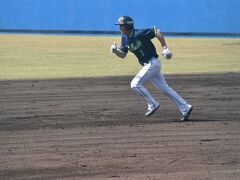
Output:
[{"xmin": 0, "ymin": 34, "xmax": 239, "ymax": 80}]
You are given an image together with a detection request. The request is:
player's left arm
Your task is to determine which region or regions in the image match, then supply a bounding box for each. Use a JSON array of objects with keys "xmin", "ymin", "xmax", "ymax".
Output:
[{"xmin": 153, "ymin": 27, "xmax": 172, "ymax": 59}]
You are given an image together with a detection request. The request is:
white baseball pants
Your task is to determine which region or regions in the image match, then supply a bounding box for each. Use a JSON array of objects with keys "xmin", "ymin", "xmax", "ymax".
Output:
[{"xmin": 131, "ymin": 57, "xmax": 189, "ymax": 114}]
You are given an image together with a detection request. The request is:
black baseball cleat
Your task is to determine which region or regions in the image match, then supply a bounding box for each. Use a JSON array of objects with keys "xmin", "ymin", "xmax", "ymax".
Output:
[
  {"xmin": 180, "ymin": 105, "xmax": 193, "ymax": 121},
  {"xmin": 144, "ymin": 104, "xmax": 160, "ymax": 117}
]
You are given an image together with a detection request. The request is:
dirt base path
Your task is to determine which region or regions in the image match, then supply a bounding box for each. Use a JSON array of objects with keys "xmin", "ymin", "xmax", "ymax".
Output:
[{"xmin": 0, "ymin": 73, "xmax": 239, "ymax": 179}]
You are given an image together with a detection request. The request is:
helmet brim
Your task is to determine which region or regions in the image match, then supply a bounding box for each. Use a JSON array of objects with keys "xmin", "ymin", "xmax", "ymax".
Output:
[{"xmin": 115, "ymin": 22, "xmax": 124, "ymax": 25}]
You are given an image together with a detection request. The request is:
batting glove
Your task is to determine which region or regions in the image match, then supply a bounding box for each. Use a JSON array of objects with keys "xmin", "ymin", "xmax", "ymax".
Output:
[
  {"xmin": 110, "ymin": 42, "xmax": 118, "ymax": 53},
  {"xmin": 162, "ymin": 47, "xmax": 172, "ymax": 60}
]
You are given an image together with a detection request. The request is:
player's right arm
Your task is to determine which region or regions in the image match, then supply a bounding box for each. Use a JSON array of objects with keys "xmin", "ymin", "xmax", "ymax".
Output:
[
  {"xmin": 110, "ymin": 42, "xmax": 127, "ymax": 59},
  {"xmin": 110, "ymin": 36, "xmax": 128, "ymax": 59}
]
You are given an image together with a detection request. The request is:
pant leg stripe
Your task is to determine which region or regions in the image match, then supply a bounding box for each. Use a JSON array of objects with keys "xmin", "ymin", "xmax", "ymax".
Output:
[
  {"xmin": 136, "ymin": 87, "xmax": 156, "ymax": 108},
  {"xmin": 137, "ymin": 61, "xmax": 153, "ymax": 86}
]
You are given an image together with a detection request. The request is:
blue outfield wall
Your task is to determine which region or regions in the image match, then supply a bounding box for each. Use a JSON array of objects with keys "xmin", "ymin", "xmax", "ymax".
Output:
[{"xmin": 0, "ymin": 0, "xmax": 240, "ymax": 35}]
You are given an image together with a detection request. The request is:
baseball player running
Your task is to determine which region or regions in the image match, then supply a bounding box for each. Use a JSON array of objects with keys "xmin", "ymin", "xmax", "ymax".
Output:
[{"xmin": 110, "ymin": 16, "xmax": 193, "ymax": 121}]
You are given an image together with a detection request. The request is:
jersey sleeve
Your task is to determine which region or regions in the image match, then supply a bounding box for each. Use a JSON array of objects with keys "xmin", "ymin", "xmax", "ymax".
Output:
[
  {"xmin": 120, "ymin": 36, "xmax": 128, "ymax": 53},
  {"xmin": 141, "ymin": 28, "xmax": 156, "ymax": 40}
]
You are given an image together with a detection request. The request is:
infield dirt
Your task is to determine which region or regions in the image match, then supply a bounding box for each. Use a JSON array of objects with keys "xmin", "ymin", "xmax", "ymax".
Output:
[{"xmin": 0, "ymin": 73, "xmax": 240, "ymax": 179}]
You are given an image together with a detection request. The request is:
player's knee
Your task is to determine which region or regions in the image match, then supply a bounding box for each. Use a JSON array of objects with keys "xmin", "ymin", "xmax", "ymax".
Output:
[
  {"xmin": 131, "ymin": 75, "xmax": 144, "ymax": 89},
  {"xmin": 130, "ymin": 82, "xmax": 137, "ymax": 89},
  {"xmin": 130, "ymin": 79, "xmax": 139, "ymax": 89}
]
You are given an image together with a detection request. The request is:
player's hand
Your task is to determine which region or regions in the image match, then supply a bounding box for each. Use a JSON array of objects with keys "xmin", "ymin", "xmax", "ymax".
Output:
[
  {"xmin": 110, "ymin": 42, "xmax": 117, "ymax": 53},
  {"xmin": 162, "ymin": 47, "xmax": 172, "ymax": 60}
]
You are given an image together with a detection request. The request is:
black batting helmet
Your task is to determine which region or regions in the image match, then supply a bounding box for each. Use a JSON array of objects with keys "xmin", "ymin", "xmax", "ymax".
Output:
[{"xmin": 115, "ymin": 16, "xmax": 134, "ymax": 30}]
